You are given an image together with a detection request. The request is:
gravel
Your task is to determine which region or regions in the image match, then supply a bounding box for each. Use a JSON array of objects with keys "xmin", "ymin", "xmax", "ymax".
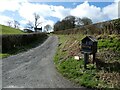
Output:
[{"xmin": 2, "ymin": 36, "xmax": 85, "ymax": 88}]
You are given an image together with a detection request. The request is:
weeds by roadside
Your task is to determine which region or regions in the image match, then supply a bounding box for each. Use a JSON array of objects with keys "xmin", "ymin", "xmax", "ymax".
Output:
[{"xmin": 54, "ymin": 34, "xmax": 120, "ymax": 89}]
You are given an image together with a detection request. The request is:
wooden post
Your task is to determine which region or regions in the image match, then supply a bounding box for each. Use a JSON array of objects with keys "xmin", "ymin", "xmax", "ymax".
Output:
[
  {"xmin": 84, "ymin": 53, "xmax": 88, "ymax": 69},
  {"xmin": 93, "ymin": 53, "xmax": 96, "ymax": 64}
]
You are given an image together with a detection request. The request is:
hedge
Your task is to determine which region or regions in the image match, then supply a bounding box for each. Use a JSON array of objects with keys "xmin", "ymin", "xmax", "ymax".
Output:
[
  {"xmin": 53, "ymin": 18, "xmax": 119, "ymax": 35},
  {"xmin": 1, "ymin": 33, "xmax": 48, "ymax": 53}
]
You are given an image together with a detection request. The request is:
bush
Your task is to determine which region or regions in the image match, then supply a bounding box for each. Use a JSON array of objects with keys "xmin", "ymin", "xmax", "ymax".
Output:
[{"xmin": 53, "ymin": 18, "xmax": 119, "ymax": 35}]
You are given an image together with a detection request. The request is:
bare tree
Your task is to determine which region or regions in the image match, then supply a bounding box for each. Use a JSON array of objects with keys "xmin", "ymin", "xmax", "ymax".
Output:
[
  {"xmin": 26, "ymin": 21, "xmax": 34, "ymax": 29},
  {"xmin": 34, "ymin": 13, "xmax": 41, "ymax": 31},
  {"xmin": 14, "ymin": 20, "xmax": 20, "ymax": 29},
  {"xmin": 44, "ymin": 24, "xmax": 52, "ymax": 32},
  {"xmin": 26, "ymin": 13, "xmax": 42, "ymax": 32},
  {"xmin": 6, "ymin": 20, "xmax": 12, "ymax": 27}
]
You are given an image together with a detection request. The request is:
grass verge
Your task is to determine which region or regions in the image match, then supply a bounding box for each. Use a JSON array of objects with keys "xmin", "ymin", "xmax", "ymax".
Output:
[
  {"xmin": 0, "ymin": 24, "xmax": 25, "ymax": 35},
  {"xmin": 0, "ymin": 53, "xmax": 10, "ymax": 58},
  {"xmin": 54, "ymin": 34, "xmax": 120, "ymax": 89}
]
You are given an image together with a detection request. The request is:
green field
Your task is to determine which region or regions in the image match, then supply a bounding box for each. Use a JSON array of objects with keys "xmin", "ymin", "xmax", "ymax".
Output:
[{"xmin": 0, "ymin": 24, "xmax": 25, "ymax": 34}]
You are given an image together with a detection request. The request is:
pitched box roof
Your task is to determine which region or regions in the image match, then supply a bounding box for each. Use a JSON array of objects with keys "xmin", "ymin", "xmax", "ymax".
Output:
[{"xmin": 82, "ymin": 36, "xmax": 97, "ymax": 42}]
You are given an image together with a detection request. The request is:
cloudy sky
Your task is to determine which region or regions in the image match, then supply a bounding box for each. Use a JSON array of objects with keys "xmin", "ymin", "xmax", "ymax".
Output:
[{"xmin": 0, "ymin": 0, "xmax": 119, "ymax": 32}]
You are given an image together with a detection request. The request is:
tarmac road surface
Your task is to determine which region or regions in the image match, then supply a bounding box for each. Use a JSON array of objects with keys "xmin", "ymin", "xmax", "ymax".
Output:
[{"xmin": 2, "ymin": 36, "xmax": 86, "ymax": 89}]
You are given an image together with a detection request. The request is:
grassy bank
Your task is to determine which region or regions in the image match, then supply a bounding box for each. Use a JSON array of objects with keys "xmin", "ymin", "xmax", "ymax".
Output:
[
  {"xmin": 54, "ymin": 34, "xmax": 120, "ymax": 89},
  {"xmin": 0, "ymin": 24, "xmax": 25, "ymax": 34}
]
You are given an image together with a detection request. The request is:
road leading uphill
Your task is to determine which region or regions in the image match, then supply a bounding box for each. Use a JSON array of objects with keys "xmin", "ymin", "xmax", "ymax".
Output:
[{"xmin": 2, "ymin": 36, "xmax": 83, "ymax": 88}]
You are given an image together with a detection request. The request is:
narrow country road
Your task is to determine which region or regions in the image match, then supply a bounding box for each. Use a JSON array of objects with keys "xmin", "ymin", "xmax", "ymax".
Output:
[{"xmin": 2, "ymin": 36, "xmax": 83, "ymax": 88}]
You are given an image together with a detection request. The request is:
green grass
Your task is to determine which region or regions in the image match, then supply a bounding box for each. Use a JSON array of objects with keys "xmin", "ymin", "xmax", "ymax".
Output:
[
  {"xmin": 0, "ymin": 53, "xmax": 10, "ymax": 58},
  {"xmin": 55, "ymin": 52, "xmax": 100, "ymax": 88},
  {"xmin": 54, "ymin": 34, "xmax": 120, "ymax": 89},
  {"xmin": 98, "ymin": 35, "xmax": 120, "ymax": 51},
  {"xmin": 54, "ymin": 34, "xmax": 100, "ymax": 88},
  {"xmin": 0, "ymin": 24, "xmax": 25, "ymax": 34}
]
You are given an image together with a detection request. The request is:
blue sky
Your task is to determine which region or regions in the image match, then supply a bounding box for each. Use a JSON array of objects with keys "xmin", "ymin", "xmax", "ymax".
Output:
[
  {"xmin": 43, "ymin": 2, "xmax": 113, "ymax": 8},
  {"xmin": 0, "ymin": 0, "xmax": 119, "ymax": 32}
]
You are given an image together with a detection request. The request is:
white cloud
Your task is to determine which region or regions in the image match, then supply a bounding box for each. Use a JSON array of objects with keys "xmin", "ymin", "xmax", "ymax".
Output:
[
  {"xmin": 0, "ymin": 14, "xmax": 14, "ymax": 25},
  {"xmin": 102, "ymin": 2, "xmax": 118, "ymax": 19},
  {"xmin": 51, "ymin": 5, "xmax": 70, "ymax": 20},
  {"xmin": 42, "ymin": 19, "xmax": 54, "ymax": 32},
  {"xmin": 18, "ymin": 2, "xmax": 70, "ymax": 21},
  {"xmin": 70, "ymin": 1, "xmax": 105, "ymax": 23},
  {"xmin": 70, "ymin": 1, "xmax": 118, "ymax": 23},
  {"xmin": 0, "ymin": 1, "xmax": 21, "ymax": 12},
  {"xmin": 19, "ymin": 3, "xmax": 37, "ymax": 21},
  {"xmin": 114, "ymin": 0, "xmax": 120, "ymax": 2},
  {"xmin": 22, "ymin": 4, "xmax": 51, "ymax": 19},
  {"xmin": 18, "ymin": 2, "xmax": 69, "ymax": 31}
]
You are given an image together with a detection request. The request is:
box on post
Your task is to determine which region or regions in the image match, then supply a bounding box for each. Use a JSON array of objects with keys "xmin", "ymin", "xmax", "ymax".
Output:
[
  {"xmin": 81, "ymin": 36, "xmax": 97, "ymax": 54},
  {"xmin": 81, "ymin": 36, "xmax": 98, "ymax": 69}
]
